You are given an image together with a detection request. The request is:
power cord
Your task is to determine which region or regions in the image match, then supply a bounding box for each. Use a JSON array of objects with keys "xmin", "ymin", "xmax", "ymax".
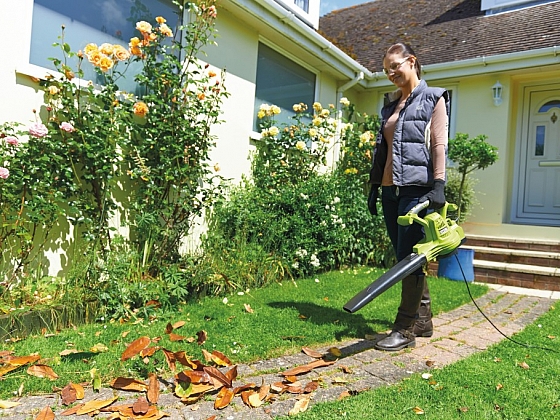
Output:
[{"xmin": 453, "ymin": 252, "xmax": 559, "ymax": 354}]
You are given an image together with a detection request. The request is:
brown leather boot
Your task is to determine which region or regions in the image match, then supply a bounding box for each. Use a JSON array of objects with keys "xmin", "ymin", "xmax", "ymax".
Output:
[
  {"xmin": 413, "ymin": 277, "xmax": 433, "ymax": 337},
  {"xmin": 375, "ymin": 274, "xmax": 424, "ymax": 351}
]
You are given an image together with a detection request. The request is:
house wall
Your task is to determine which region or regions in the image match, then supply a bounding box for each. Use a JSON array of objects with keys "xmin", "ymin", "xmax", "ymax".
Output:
[{"xmin": 1, "ymin": 1, "xmax": 357, "ymax": 276}]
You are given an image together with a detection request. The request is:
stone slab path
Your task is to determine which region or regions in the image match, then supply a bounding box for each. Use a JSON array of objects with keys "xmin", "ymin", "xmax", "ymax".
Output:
[{"xmin": 1, "ymin": 287, "xmax": 556, "ymax": 420}]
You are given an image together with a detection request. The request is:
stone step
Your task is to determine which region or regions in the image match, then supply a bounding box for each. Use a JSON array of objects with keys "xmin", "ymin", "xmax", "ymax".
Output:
[
  {"xmin": 464, "ymin": 244, "xmax": 560, "ymax": 268},
  {"xmin": 466, "ymin": 234, "xmax": 560, "ymax": 253}
]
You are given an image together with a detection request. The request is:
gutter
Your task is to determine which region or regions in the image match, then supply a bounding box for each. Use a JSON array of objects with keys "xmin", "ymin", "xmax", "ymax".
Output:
[{"xmin": 226, "ymin": 0, "xmax": 373, "ymax": 82}]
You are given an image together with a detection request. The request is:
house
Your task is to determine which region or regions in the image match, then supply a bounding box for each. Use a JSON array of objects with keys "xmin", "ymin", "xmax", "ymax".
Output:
[{"xmin": 2, "ymin": 0, "xmax": 558, "ymax": 284}]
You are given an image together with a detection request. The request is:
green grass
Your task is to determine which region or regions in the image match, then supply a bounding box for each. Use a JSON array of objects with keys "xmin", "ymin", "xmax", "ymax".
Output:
[
  {"xmin": 0, "ymin": 267, "xmax": 487, "ymax": 400},
  {"xmin": 283, "ymin": 301, "xmax": 560, "ymax": 420}
]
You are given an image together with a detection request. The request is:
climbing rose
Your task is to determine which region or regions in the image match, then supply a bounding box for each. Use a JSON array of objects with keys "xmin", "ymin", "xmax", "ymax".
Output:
[
  {"xmin": 5, "ymin": 136, "xmax": 19, "ymax": 146},
  {"xmin": 60, "ymin": 122, "xmax": 75, "ymax": 133},
  {"xmin": 133, "ymin": 101, "xmax": 149, "ymax": 117},
  {"xmin": 0, "ymin": 167, "xmax": 9, "ymax": 179},
  {"xmin": 29, "ymin": 122, "xmax": 48, "ymax": 138}
]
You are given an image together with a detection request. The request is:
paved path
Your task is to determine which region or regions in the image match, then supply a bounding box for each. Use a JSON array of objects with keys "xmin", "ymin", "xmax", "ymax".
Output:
[{"xmin": 2, "ymin": 285, "xmax": 557, "ymax": 420}]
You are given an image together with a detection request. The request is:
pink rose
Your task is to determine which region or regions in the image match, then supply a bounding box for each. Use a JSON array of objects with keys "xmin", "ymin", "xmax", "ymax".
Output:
[
  {"xmin": 0, "ymin": 167, "xmax": 9, "ymax": 179},
  {"xmin": 5, "ymin": 136, "xmax": 19, "ymax": 146},
  {"xmin": 29, "ymin": 122, "xmax": 49, "ymax": 138},
  {"xmin": 60, "ymin": 122, "xmax": 75, "ymax": 133}
]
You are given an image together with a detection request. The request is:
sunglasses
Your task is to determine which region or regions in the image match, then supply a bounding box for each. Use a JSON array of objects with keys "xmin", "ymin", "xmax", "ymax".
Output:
[{"xmin": 382, "ymin": 56, "xmax": 414, "ymax": 75}]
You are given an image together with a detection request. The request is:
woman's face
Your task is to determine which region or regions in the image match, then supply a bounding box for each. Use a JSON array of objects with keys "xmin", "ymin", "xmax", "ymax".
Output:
[{"xmin": 382, "ymin": 53, "xmax": 416, "ymax": 87}]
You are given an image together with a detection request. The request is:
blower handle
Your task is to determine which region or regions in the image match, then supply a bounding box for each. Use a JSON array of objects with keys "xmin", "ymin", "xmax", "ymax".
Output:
[{"xmin": 397, "ymin": 200, "xmax": 430, "ymax": 226}]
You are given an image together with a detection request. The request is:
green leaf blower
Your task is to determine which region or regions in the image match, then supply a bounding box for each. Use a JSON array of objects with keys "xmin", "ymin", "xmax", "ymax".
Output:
[{"xmin": 343, "ymin": 201, "xmax": 466, "ymax": 313}]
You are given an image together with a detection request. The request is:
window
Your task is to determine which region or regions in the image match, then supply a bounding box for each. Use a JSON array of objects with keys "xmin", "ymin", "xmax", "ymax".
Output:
[
  {"xmin": 254, "ymin": 43, "xmax": 316, "ymax": 132},
  {"xmin": 30, "ymin": 0, "xmax": 178, "ymax": 92}
]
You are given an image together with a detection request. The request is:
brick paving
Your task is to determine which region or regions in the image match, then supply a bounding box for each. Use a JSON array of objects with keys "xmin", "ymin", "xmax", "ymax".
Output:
[{"xmin": 1, "ymin": 288, "xmax": 556, "ymax": 420}]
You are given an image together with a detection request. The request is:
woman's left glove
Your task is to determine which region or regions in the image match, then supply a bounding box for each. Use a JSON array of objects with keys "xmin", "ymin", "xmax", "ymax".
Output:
[{"xmin": 420, "ymin": 179, "xmax": 445, "ymax": 209}]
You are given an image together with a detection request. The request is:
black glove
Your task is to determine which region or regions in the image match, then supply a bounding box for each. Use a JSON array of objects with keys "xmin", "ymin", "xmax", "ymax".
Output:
[
  {"xmin": 367, "ymin": 184, "xmax": 380, "ymax": 215},
  {"xmin": 420, "ymin": 179, "xmax": 446, "ymax": 210}
]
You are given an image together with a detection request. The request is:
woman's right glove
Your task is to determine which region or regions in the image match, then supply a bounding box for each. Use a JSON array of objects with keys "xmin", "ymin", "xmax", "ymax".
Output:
[{"xmin": 419, "ymin": 179, "xmax": 446, "ymax": 209}]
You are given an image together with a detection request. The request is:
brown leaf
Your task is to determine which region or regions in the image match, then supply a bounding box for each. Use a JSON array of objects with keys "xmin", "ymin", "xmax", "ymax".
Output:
[
  {"xmin": 211, "ymin": 350, "xmax": 232, "ymax": 367},
  {"xmin": 0, "ymin": 364, "xmax": 21, "ymax": 377},
  {"xmin": 121, "ymin": 336, "xmax": 151, "ymax": 361},
  {"xmin": 0, "ymin": 400, "xmax": 20, "ymax": 409},
  {"xmin": 201, "ymin": 349, "xmax": 213, "ymax": 363},
  {"xmin": 59, "ymin": 349, "xmax": 79, "ymax": 356},
  {"xmin": 288, "ymin": 397, "xmax": 310, "ymax": 415},
  {"xmin": 164, "ymin": 323, "xmax": 173, "ymax": 334},
  {"xmin": 176, "ymin": 370, "xmax": 211, "ymax": 384},
  {"xmin": 233, "ymin": 383, "xmax": 257, "ymax": 395},
  {"xmin": 168, "ymin": 333, "xmax": 187, "ymax": 342},
  {"xmin": 196, "ymin": 330, "xmax": 207, "ymax": 345},
  {"xmin": 518, "ymin": 361, "xmax": 530, "ymax": 370},
  {"xmin": 301, "ymin": 347, "xmax": 323, "ymax": 359},
  {"xmin": 147, "ymin": 373, "xmax": 160, "ymax": 404},
  {"xmin": 172, "ymin": 320, "xmax": 186, "ymax": 329},
  {"xmin": 174, "ymin": 351, "xmax": 195, "ymax": 368},
  {"xmin": 281, "ymin": 359, "xmax": 336, "ymax": 376},
  {"xmin": 161, "ymin": 348, "xmax": 176, "ymax": 372},
  {"xmin": 338, "ymin": 390, "xmax": 351, "ymax": 400},
  {"xmin": 61, "ymin": 383, "xmax": 77, "ymax": 405},
  {"xmin": 59, "ymin": 403, "xmax": 84, "ymax": 415},
  {"xmin": 76, "ymin": 397, "xmax": 118, "ymax": 415},
  {"xmin": 225, "ymin": 365, "xmax": 238, "ymax": 383},
  {"xmin": 110, "ymin": 377, "xmax": 148, "ymax": 392},
  {"xmin": 258, "ymin": 383, "xmax": 270, "ymax": 400},
  {"xmin": 72, "ymin": 382, "xmax": 85, "ymax": 400},
  {"xmin": 0, "ymin": 355, "xmax": 41, "ymax": 376},
  {"xmin": 214, "ymin": 387, "xmax": 234, "ymax": 409},
  {"xmin": 413, "ymin": 406, "xmax": 425, "ymax": 414},
  {"xmin": 303, "ymin": 381, "xmax": 319, "ymax": 393},
  {"xmin": 340, "ymin": 365, "xmax": 353, "ymax": 374},
  {"xmin": 140, "ymin": 346, "xmax": 160, "ymax": 358},
  {"xmin": 270, "ymin": 382, "xmax": 287, "ymax": 393},
  {"xmin": 247, "ymin": 391, "xmax": 264, "ymax": 407},
  {"xmin": 203, "ymin": 366, "xmax": 232, "ymax": 388},
  {"xmin": 35, "ymin": 406, "xmax": 55, "ymax": 420},
  {"xmin": 27, "ymin": 365, "xmax": 59, "ymax": 380},
  {"xmin": 244, "ymin": 303, "xmax": 254, "ymax": 313},
  {"xmin": 132, "ymin": 396, "xmax": 150, "ymax": 415}
]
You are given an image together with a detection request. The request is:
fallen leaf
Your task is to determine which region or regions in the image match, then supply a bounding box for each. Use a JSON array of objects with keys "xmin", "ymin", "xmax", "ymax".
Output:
[
  {"xmin": 248, "ymin": 391, "xmax": 264, "ymax": 407},
  {"xmin": 147, "ymin": 373, "xmax": 160, "ymax": 404},
  {"xmin": 233, "ymin": 383, "xmax": 257, "ymax": 395},
  {"xmin": 161, "ymin": 348, "xmax": 176, "ymax": 372},
  {"xmin": 196, "ymin": 330, "xmax": 207, "ymax": 345},
  {"xmin": 168, "ymin": 333, "xmax": 187, "ymax": 342},
  {"xmin": 225, "ymin": 365, "xmax": 238, "ymax": 383},
  {"xmin": 172, "ymin": 320, "xmax": 186, "ymax": 329},
  {"xmin": 244, "ymin": 303, "xmax": 254, "ymax": 313},
  {"xmin": 340, "ymin": 365, "xmax": 352, "ymax": 374},
  {"xmin": 412, "ymin": 406, "xmax": 425, "ymax": 415},
  {"xmin": 164, "ymin": 323, "xmax": 174, "ymax": 334},
  {"xmin": 110, "ymin": 377, "xmax": 148, "ymax": 392},
  {"xmin": 214, "ymin": 387, "xmax": 234, "ymax": 409},
  {"xmin": 458, "ymin": 406, "xmax": 469, "ymax": 413},
  {"xmin": 90, "ymin": 343, "xmax": 109, "ymax": 353},
  {"xmin": 59, "ymin": 349, "xmax": 79, "ymax": 356},
  {"xmin": 303, "ymin": 381, "xmax": 319, "ymax": 393},
  {"xmin": 121, "ymin": 336, "xmax": 151, "ymax": 361},
  {"xmin": 426, "ymin": 360, "xmax": 436, "ymax": 367},
  {"xmin": 338, "ymin": 390, "xmax": 351, "ymax": 400},
  {"xmin": 35, "ymin": 406, "xmax": 55, "ymax": 420},
  {"xmin": 132, "ymin": 396, "xmax": 149, "ymax": 415},
  {"xmin": 301, "ymin": 347, "xmax": 323, "ymax": 359},
  {"xmin": 210, "ymin": 350, "xmax": 232, "ymax": 367},
  {"xmin": 27, "ymin": 365, "xmax": 59, "ymax": 380},
  {"xmin": 61, "ymin": 383, "xmax": 77, "ymax": 405},
  {"xmin": 176, "ymin": 370, "xmax": 211, "ymax": 385},
  {"xmin": 331, "ymin": 377, "xmax": 348, "ymax": 385},
  {"xmin": 496, "ymin": 383, "xmax": 503, "ymax": 390},
  {"xmin": 203, "ymin": 366, "xmax": 232, "ymax": 388},
  {"xmin": 174, "ymin": 380, "xmax": 193, "ymax": 399},
  {"xmin": 72, "ymin": 382, "xmax": 85, "ymax": 399},
  {"xmin": 288, "ymin": 397, "xmax": 310, "ymax": 415},
  {"xmin": 76, "ymin": 397, "xmax": 118, "ymax": 415},
  {"xmin": 0, "ymin": 400, "xmax": 20, "ymax": 409},
  {"xmin": 121, "ymin": 331, "xmax": 130, "ymax": 338},
  {"xmin": 60, "ymin": 403, "xmax": 84, "ymax": 416},
  {"xmin": 281, "ymin": 359, "xmax": 336, "ymax": 376},
  {"xmin": 90, "ymin": 368, "xmax": 101, "ymax": 392},
  {"xmin": 140, "ymin": 346, "xmax": 159, "ymax": 358},
  {"xmin": 518, "ymin": 361, "xmax": 530, "ymax": 370},
  {"xmin": 0, "ymin": 355, "xmax": 41, "ymax": 376}
]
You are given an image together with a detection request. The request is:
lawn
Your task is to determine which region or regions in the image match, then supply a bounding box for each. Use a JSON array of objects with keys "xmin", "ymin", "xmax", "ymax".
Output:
[{"xmin": 0, "ymin": 266, "xmax": 487, "ymax": 400}]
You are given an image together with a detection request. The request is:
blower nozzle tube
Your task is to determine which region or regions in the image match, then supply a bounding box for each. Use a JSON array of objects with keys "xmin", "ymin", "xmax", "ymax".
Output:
[{"xmin": 343, "ymin": 253, "xmax": 428, "ymax": 313}]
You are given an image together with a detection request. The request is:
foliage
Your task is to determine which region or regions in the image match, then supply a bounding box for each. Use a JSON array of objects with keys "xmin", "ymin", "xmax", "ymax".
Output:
[
  {"xmin": 444, "ymin": 168, "xmax": 477, "ymax": 223},
  {"xmin": 0, "ymin": 0, "xmax": 227, "ymax": 309},
  {"xmin": 448, "ymin": 133, "xmax": 499, "ymax": 219},
  {"xmin": 205, "ymin": 98, "xmax": 393, "ymax": 283}
]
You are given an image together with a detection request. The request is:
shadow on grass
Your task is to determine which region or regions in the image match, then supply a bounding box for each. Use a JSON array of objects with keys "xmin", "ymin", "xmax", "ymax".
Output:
[{"xmin": 268, "ymin": 301, "xmax": 392, "ymax": 342}]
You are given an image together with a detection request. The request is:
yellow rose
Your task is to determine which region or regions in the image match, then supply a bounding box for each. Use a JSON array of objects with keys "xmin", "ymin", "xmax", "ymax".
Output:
[
  {"xmin": 296, "ymin": 141, "xmax": 306, "ymax": 151},
  {"xmin": 87, "ymin": 50, "xmax": 103, "ymax": 66},
  {"xmin": 130, "ymin": 46, "xmax": 143, "ymax": 57},
  {"xmin": 313, "ymin": 102, "xmax": 322, "ymax": 112},
  {"xmin": 158, "ymin": 23, "xmax": 173, "ymax": 37},
  {"xmin": 340, "ymin": 97, "xmax": 350, "ymax": 107},
  {"xmin": 320, "ymin": 109, "xmax": 330, "ymax": 117},
  {"xmin": 84, "ymin": 43, "xmax": 98, "ymax": 56},
  {"xmin": 293, "ymin": 103, "xmax": 302, "ymax": 112},
  {"xmin": 48, "ymin": 85, "xmax": 59, "ymax": 95},
  {"xmin": 269, "ymin": 126, "xmax": 279, "ymax": 136},
  {"xmin": 156, "ymin": 16, "xmax": 166, "ymax": 24},
  {"xmin": 257, "ymin": 110, "xmax": 266, "ymax": 119},
  {"xmin": 271, "ymin": 105, "xmax": 281, "ymax": 115},
  {"xmin": 136, "ymin": 21, "xmax": 152, "ymax": 34},
  {"xmin": 113, "ymin": 45, "xmax": 130, "ymax": 61},
  {"xmin": 129, "ymin": 37, "xmax": 142, "ymax": 47},
  {"xmin": 312, "ymin": 117, "xmax": 322, "ymax": 126},
  {"xmin": 99, "ymin": 56, "xmax": 115, "ymax": 72},
  {"xmin": 133, "ymin": 101, "xmax": 149, "ymax": 117},
  {"xmin": 99, "ymin": 43, "xmax": 114, "ymax": 56},
  {"xmin": 308, "ymin": 128, "xmax": 318, "ymax": 138}
]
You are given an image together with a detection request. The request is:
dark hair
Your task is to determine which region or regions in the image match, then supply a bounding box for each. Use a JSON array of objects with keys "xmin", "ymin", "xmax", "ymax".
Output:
[{"xmin": 384, "ymin": 43, "xmax": 421, "ymax": 78}]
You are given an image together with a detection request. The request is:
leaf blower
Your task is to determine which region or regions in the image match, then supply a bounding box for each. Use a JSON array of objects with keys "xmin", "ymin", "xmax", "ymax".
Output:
[{"xmin": 343, "ymin": 201, "xmax": 465, "ymax": 313}]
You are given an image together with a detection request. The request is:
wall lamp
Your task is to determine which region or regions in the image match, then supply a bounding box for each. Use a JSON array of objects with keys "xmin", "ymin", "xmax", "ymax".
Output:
[{"xmin": 492, "ymin": 81, "xmax": 503, "ymax": 106}]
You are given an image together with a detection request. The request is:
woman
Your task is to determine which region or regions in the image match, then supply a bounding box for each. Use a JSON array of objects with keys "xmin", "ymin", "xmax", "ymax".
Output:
[{"xmin": 368, "ymin": 43, "xmax": 449, "ymax": 351}]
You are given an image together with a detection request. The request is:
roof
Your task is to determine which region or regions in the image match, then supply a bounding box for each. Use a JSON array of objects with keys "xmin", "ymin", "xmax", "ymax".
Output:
[{"xmin": 318, "ymin": 0, "xmax": 560, "ymax": 73}]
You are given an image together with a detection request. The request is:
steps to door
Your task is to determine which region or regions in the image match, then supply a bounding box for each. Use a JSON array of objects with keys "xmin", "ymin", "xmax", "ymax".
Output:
[{"xmin": 431, "ymin": 234, "xmax": 560, "ymax": 291}]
